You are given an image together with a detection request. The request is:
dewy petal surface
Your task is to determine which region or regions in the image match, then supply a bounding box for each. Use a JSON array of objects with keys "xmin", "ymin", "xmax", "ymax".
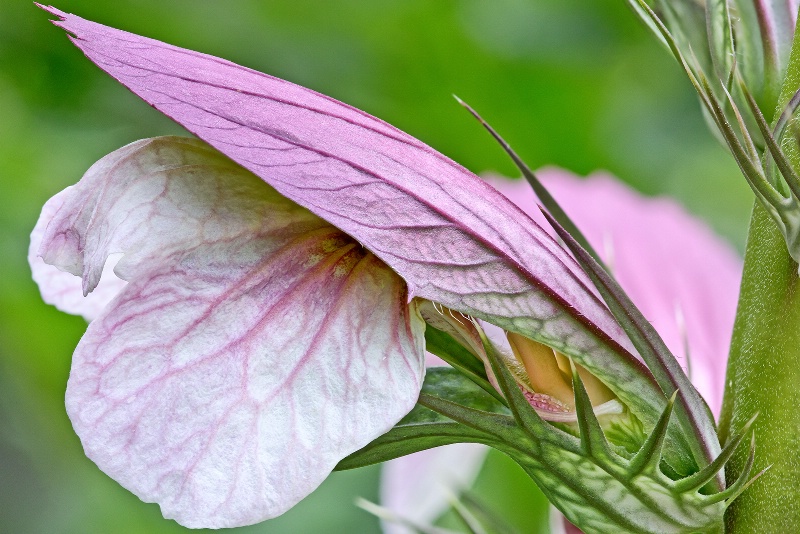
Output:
[
  {"xmin": 39, "ymin": 137, "xmax": 426, "ymax": 528},
  {"xmin": 29, "ymin": 186, "xmax": 127, "ymax": 321},
  {"xmin": 42, "ymin": 8, "xmax": 674, "ymax": 436},
  {"xmin": 381, "ymin": 171, "xmax": 741, "ymax": 531}
]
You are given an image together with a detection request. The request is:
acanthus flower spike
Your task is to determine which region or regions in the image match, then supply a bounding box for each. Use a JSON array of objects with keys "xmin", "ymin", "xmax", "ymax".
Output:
[{"xmin": 34, "ymin": 5, "xmax": 748, "ymax": 531}]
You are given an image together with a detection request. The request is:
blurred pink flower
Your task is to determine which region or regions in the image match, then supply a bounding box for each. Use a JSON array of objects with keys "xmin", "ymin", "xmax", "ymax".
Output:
[{"xmin": 381, "ymin": 168, "xmax": 742, "ymax": 533}]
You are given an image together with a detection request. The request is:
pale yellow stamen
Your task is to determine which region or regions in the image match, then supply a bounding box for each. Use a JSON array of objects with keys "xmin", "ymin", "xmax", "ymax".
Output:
[
  {"xmin": 507, "ymin": 332, "xmax": 575, "ymax": 407},
  {"xmin": 555, "ymin": 352, "xmax": 616, "ymax": 406}
]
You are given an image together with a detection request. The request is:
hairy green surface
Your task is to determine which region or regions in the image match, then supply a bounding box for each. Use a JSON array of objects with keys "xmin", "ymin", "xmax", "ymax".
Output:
[
  {"xmin": 719, "ymin": 204, "xmax": 800, "ymax": 531},
  {"xmin": 720, "ymin": 17, "xmax": 800, "ymax": 532}
]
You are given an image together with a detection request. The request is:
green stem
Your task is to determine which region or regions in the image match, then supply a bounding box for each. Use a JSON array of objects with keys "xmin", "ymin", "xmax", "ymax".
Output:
[{"xmin": 718, "ymin": 201, "xmax": 800, "ymax": 531}]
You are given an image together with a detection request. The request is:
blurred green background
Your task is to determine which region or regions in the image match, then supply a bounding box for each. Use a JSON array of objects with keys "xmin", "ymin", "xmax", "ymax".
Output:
[{"xmin": 0, "ymin": 1, "xmax": 752, "ymax": 532}]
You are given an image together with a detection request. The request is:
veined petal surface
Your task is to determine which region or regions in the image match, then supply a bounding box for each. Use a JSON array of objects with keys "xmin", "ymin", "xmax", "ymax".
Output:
[
  {"xmin": 42, "ymin": 7, "xmax": 672, "ymax": 435},
  {"xmin": 38, "ymin": 137, "xmax": 426, "ymax": 528}
]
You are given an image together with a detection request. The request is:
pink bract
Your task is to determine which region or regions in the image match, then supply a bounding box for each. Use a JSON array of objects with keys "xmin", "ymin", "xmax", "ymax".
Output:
[{"xmin": 381, "ymin": 169, "xmax": 741, "ymax": 532}]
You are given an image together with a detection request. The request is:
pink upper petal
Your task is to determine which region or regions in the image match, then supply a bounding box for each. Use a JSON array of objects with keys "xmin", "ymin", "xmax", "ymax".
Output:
[
  {"xmin": 29, "ymin": 186, "xmax": 127, "ymax": 321},
  {"xmin": 38, "ymin": 138, "xmax": 425, "ymax": 527},
  {"xmin": 42, "ymin": 8, "xmax": 672, "ymax": 433}
]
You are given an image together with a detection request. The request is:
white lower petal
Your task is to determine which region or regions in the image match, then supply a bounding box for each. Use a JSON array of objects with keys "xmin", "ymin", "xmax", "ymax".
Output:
[{"xmin": 35, "ymin": 137, "xmax": 427, "ymax": 528}]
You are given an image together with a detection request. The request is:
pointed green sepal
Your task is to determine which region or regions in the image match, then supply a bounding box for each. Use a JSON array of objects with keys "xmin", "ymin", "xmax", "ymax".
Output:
[
  {"xmin": 739, "ymin": 78, "xmax": 800, "ymax": 199},
  {"xmin": 673, "ymin": 413, "xmax": 758, "ymax": 493},
  {"xmin": 569, "ymin": 357, "xmax": 616, "ymax": 466},
  {"xmin": 454, "ymin": 96, "xmax": 605, "ymax": 269},
  {"xmin": 627, "ymin": 390, "xmax": 678, "ymax": 478}
]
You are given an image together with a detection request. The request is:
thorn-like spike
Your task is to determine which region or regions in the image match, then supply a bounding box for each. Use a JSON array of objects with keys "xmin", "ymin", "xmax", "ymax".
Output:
[
  {"xmin": 627, "ymin": 390, "xmax": 677, "ymax": 478},
  {"xmin": 541, "ymin": 207, "xmax": 723, "ymax": 487},
  {"xmin": 674, "ymin": 412, "xmax": 758, "ymax": 493},
  {"xmin": 476, "ymin": 327, "xmax": 549, "ymax": 438},
  {"xmin": 695, "ymin": 72, "xmax": 784, "ymax": 207},
  {"xmin": 453, "ymin": 97, "xmax": 606, "ymax": 268},
  {"xmin": 643, "ymin": 5, "xmax": 791, "ymax": 219},
  {"xmin": 772, "ymin": 86, "xmax": 800, "ymax": 143},
  {"xmin": 417, "ymin": 393, "xmax": 517, "ymax": 440},
  {"xmin": 719, "ymin": 82, "xmax": 762, "ymax": 168},
  {"xmin": 705, "ymin": 0, "xmax": 736, "ymax": 85},
  {"xmin": 569, "ymin": 357, "xmax": 613, "ymax": 461},
  {"xmin": 724, "ymin": 464, "xmax": 772, "ymax": 508},
  {"xmin": 626, "ymin": 0, "xmax": 670, "ymax": 49},
  {"xmin": 705, "ymin": 433, "xmax": 757, "ymax": 505},
  {"xmin": 632, "ymin": 0, "xmax": 715, "ymax": 109}
]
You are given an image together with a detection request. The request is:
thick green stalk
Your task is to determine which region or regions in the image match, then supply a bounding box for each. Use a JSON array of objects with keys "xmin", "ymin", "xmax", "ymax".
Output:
[
  {"xmin": 719, "ymin": 201, "xmax": 800, "ymax": 531},
  {"xmin": 721, "ymin": 25, "xmax": 800, "ymax": 531}
]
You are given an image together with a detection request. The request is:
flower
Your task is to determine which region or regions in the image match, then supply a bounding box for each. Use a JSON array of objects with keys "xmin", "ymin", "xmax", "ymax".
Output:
[
  {"xmin": 31, "ymin": 136, "xmax": 429, "ymax": 530},
  {"xmin": 34, "ymin": 6, "xmax": 730, "ymax": 529},
  {"xmin": 380, "ymin": 168, "xmax": 742, "ymax": 532}
]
